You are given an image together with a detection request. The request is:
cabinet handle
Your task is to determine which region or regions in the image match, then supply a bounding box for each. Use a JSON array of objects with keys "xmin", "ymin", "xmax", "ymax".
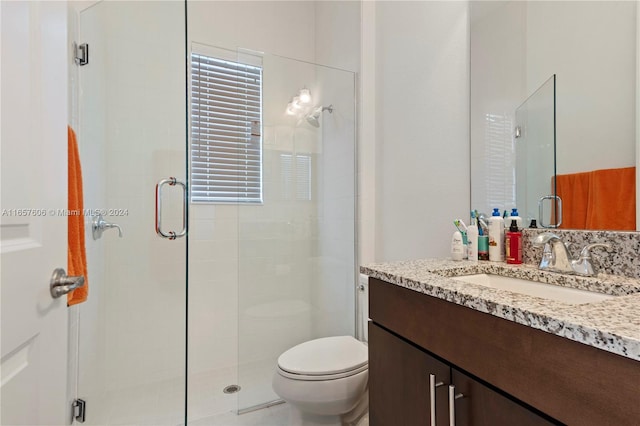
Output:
[
  {"xmin": 429, "ymin": 374, "xmax": 444, "ymax": 426},
  {"xmin": 448, "ymin": 385, "xmax": 464, "ymax": 426}
]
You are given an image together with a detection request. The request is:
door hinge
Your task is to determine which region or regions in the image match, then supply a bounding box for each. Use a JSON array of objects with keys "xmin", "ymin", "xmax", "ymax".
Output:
[
  {"xmin": 73, "ymin": 399, "xmax": 86, "ymax": 423},
  {"xmin": 74, "ymin": 42, "xmax": 89, "ymax": 66}
]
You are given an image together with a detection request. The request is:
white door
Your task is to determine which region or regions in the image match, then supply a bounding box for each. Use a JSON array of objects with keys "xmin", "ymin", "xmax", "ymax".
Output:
[{"xmin": 1, "ymin": 2, "xmax": 69, "ymax": 424}]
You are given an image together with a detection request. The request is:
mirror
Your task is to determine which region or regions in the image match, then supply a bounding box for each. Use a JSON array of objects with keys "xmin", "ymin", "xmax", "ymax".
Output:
[{"xmin": 470, "ymin": 1, "xmax": 638, "ymax": 231}]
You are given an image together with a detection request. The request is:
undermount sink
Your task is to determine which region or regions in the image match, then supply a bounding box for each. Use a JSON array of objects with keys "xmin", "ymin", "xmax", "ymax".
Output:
[{"xmin": 451, "ymin": 273, "xmax": 616, "ymax": 305}]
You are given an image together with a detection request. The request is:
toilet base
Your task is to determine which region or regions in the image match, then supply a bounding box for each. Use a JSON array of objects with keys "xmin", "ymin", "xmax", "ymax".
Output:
[{"xmin": 286, "ymin": 390, "xmax": 368, "ymax": 426}]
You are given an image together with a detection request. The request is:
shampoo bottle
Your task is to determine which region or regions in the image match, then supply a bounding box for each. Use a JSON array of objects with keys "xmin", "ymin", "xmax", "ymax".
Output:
[
  {"xmin": 467, "ymin": 213, "xmax": 479, "ymax": 262},
  {"xmin": 505, "ymin": 219, "xmax": 523, "ymax": 264},
  {"xmin": 488, "ymin": 208, "xmax": 505, "ymax": 262}
]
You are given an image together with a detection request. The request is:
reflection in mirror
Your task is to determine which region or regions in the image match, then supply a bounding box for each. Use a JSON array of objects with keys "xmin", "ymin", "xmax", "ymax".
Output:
[
  {"xmin": 515, "ymin": 75, "xmax": 557, "ymax": 229},
  {"xmin": 470, "ymin": 1, "xmax": 637, "ymax": 231}
]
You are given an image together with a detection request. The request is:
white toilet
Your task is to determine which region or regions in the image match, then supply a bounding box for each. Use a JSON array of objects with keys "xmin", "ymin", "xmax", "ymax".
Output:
[
  {"xmin": 272, "ymin": 275, "xmax": 370, "ymax": 426},
  {"xmin": 272, "ymin": 335, "xmax": 368, "ymax": 425}
]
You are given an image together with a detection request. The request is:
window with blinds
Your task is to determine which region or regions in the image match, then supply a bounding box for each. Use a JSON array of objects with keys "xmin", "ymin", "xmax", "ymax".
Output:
[
  {"xmin": 280, "ymin": 154, "xmax": 312, "ymax": 201},
  {"xmin": 191, "ymin": 53, "xmax": 263, "ymax": 203}
]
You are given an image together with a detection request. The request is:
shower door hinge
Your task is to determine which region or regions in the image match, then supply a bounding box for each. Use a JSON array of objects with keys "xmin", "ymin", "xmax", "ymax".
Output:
[
  {"xmin": 73, "ymin": 399, "xmax": 86, "ymax": 423},
  {"xmin": 74, "ymin": 42, "xmax": 89, "ymax": 66},
  {"xmin": 515, "ymin": 125, "xmax": 522, "ymax": 138}
]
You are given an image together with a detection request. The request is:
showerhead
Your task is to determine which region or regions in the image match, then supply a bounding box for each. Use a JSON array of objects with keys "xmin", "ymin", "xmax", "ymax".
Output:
[
  {"xmin": 305, "ymin": 105, "xmax": 333, "ymax": 128},
  {"xmin": 306, "ymin": 109, "xmax": 321, "ymax": 127}
]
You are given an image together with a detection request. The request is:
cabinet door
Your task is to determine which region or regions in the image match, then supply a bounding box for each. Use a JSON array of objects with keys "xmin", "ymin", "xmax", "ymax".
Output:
[
  {"xmin": 451, "ymin": 368, "xmax": 560, "ymax": 426},
  {"xmin": 369, "ymin": 322, "xmax": 450, "ymax": 426}
]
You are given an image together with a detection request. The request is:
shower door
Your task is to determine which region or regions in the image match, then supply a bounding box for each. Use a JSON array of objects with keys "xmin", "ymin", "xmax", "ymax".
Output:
[{"xmin": 74, "ymin": 2, "xmax": 188, "ymax": 425}]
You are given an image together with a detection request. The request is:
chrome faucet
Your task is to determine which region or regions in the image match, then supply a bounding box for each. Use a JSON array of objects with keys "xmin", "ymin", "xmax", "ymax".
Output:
[
  {"xmin": 532, "ymin": 233, "xmax": 611, "ymax": 276},
  {"xmin": 92, "ymin": 214, "xmax": 123, "ymax": 240}
]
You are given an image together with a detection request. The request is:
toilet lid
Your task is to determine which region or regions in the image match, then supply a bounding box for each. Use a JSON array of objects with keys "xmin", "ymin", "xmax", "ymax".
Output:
[{"xmin": 277, "ymin": 336, "xmax": 368, "ymax": 376}]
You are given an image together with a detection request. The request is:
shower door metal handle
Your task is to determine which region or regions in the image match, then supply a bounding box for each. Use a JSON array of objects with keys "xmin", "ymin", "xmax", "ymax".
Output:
[
  {"xmin": 538, "ymin": 195, "xmax": 563, "ymax": 228},
  {"xmin": 155, "ymin": 177, "xmax": 187, "ymax": 240}
]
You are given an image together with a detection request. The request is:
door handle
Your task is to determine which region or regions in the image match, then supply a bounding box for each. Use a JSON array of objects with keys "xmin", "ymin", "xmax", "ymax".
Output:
[
  {"xmin": 50, "ymin": 268, "xmax": 85, "ymax": 298},
  {"xmin": 155, "ymin": 177, "xmax": 187, "ymax": 240}
]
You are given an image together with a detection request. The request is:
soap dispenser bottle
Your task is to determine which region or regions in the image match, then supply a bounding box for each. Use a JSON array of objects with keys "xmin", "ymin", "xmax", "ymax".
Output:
[{"xmin": 488, "ymin": 208, "xmax": 505, "ymax": 261}]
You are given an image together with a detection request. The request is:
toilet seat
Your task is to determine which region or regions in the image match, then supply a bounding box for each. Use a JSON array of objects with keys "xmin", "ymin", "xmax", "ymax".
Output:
[{"xmin": 277, "ymin": 336, "xmax": 368, "ymax": 381}]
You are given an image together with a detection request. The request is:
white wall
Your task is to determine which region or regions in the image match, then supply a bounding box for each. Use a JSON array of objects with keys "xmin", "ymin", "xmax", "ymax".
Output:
[{"xmin": 371, "ymin": 1, "xmax": 470, "ymax": 262}]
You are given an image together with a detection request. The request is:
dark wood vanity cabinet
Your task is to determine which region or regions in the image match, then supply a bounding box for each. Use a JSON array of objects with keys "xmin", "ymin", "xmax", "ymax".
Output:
[
  {"xmin": 369, "ymin": 322, "xmax": 556, "ymax": 426},
  {"xmin": 369, "ymin": 322, "xmax": 449, "ymax": 425},
  {"xmin": 368, "ymin": 277, "xmax": 640, "ymax": 426}
]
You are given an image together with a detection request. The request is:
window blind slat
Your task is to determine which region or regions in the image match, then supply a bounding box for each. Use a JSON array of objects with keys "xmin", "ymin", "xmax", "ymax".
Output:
[{"xmin": 191, "ymin": 53, "xmax": 263, "ymax": 203}]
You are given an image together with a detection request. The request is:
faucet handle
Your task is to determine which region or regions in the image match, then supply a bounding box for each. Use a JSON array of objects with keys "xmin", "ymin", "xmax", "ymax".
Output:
[
  {"xmin": 572, "ymin": 243, "xmax": 612, "ymax": 276},
  {"xmin": 578, "ymin": 243, "xmax": 611, "ymax": 259}
]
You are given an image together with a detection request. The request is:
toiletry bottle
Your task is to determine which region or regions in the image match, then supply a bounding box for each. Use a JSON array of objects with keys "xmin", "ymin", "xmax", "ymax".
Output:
[
  {"xmin": 478, "ymin": 235, "xmax": 489, "ymax": 260},
  {"xmin": 529, "ymin": 219, "xmax": 538, "ymax": 228},
  {"xmin": 461, "ymin": 232, "xmax": 468, "ymax": 260},
  {"xmin": 451, "ymin": 231, "xmax": 464, "ymax": 261},
  {"xmin": 467, "ymin": 212, "xmax": 479, "ymax": 262},
  {"xmin": 488, "ymin": 208, "xmax": 505, "ymax": 262},
  {"xmin": 505, "ymin": 219, "xmax": 522, "ymax": 264},
  {"xmin": 510, "ymin": 208, "xmax": 523, "ymax": 230}
]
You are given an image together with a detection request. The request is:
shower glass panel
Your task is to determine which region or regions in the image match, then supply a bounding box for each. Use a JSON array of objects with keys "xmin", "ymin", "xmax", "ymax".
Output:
[
  {"xmin": 515, "ymin": 75, "xmax": 557, "ymax": 227},
  {"xmin": 76, "ymin": 2, "xmax": 187, "ymax": 425},
  {"xmin": 236, "ymin": 52, "xmax": 357, "ymax": 411}
]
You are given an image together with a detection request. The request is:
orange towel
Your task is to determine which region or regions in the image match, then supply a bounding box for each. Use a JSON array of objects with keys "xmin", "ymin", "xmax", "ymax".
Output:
[
  {"xmin": 587, "ymin": 167, "xmax": 636, "ymax": 230},
  {"xmin": 554, "ymin": 171, "xmax": 591, "ymax": 229},
  {"xmin": 68, "ymin": 126, "xmax": 88, "ymax": 306},
  {"xmin": 556, "ymin": 167, "xmax": 636, "ymax": 231}
]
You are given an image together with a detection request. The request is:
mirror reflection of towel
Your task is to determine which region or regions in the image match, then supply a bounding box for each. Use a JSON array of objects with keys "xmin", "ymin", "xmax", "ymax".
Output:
[
  {"xmin": 556, "ymin": 167, "xmax": 636, "ymax": 231},
  {"xmin": 68, "ymin": 126, "xmax": 88, "ymax": 306}
]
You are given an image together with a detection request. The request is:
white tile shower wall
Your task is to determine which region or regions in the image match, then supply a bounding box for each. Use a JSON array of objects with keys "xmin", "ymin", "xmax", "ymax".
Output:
[{"xmin": 374, "ymin": 1, "xmax": 470, "ymax": 261}]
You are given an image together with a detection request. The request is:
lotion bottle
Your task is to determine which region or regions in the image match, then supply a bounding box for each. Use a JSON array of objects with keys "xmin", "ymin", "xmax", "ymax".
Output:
[
  {"xmin": 488, "ymin": 208, "xmax": 505, "ymax": 261},
  {"xmin": 451, "ymin": 231, "xmax": 464, "ymax": 261}
]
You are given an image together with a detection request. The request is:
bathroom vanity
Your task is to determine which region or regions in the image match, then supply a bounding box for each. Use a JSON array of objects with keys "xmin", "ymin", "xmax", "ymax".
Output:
[{"xmin": 362, "ymin": 259, "xmax": 640, "ymax": 426}]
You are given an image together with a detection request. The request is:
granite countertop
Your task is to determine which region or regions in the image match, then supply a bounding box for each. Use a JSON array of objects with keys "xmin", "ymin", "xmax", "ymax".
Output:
[{"xmin": 361, "ymin": 259, "xmax": 640, "ymax": 361}]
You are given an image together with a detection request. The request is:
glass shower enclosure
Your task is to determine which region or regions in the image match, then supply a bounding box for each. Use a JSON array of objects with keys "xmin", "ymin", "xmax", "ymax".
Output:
[{"xmin": 74, "ymin": 2, "xmax": 356, "ymax": 424}]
